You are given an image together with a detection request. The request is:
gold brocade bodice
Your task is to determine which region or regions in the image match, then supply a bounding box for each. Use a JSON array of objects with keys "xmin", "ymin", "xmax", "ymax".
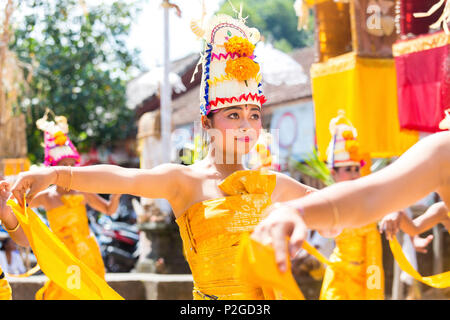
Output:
[
  {"xmin": 176, "ymin": 170, "xmax": 276, "ymax": 300},
  {"xmin": 46, "ymin": 194, "xmax": 90, "ymax": 238}
]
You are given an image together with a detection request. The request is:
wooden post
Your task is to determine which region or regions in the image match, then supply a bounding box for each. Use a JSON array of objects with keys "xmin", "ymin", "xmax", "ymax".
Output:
[{"xmin": 432, "ymin": 226, "xmax": 443, "ymax": 275}]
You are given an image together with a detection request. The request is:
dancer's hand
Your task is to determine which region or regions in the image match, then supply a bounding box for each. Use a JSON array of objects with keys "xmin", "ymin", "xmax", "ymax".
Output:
[
  {"xmin": 0, "ymin": 180, "xmax": 12, "ymax": 220},
  {"xmin": 11, "ymin": 168, "xmax": 56, "ymax": 207},
  {"xmin": 252, "ymin": 202, "xmax": 308, "ymax": 273},
  {"xmin": 412, "ymin": 235, "xmax": 434, "ymax": 253},
  {"xmin": 379, "ymin": 211, "xmax": 404, "ymax": 240}
]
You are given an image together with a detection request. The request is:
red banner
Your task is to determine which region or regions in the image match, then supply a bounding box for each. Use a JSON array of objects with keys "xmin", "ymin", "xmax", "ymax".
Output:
[{"xmin": 394, "ymin": 32, "xmax": 449, "ymax": 132}]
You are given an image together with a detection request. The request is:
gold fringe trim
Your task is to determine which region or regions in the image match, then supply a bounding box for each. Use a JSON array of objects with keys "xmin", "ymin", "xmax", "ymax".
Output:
[
  {"xmin": 393, "ymin": 32, "xmax": 450, "ymax": 56},
  {"xmin": 310, "ymin": 52, "xmax": 394, "ymax": 78},
  {"xmin": 304, "ymin": 0, "xmax": 334, "ymax": 6}
]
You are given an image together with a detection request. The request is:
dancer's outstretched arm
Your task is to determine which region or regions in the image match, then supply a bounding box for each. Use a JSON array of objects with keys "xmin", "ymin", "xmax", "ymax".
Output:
[
  {"xmin": 380, "ymin": 202, "xmax": 449, "ymax": 239},
  {"xmin": 84, "ymin": 193, "xmax": 122, "ymax": 216},
  {"xmin": 10, "ymin": 163, "xmax": 185, "ymax": 208},
  {"xmin": 252, "ymin": 131, "xmax": 450, "ymax": 271}
]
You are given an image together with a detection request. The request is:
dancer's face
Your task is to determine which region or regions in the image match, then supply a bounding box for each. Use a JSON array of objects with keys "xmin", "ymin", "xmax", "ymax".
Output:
[
  {"xmin": 56, "ymin": 158, "xmax": 77, "ymax": 167},
  {"xmin": 203, "ymin": 104, "xmax": 262, "ymax": 161},
  {"xmin": 331, "ymin": 165, "xmax": 361, "ymax": 182}
]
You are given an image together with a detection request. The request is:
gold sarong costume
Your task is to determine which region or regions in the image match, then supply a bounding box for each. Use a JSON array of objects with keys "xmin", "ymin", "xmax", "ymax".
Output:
[
  {"xmin": 176, "ymin": 170, "xmax": 276, "ymax": 300},
  {"xmin": 319, "ymin": 223, "xmax": 384, "ymax": 299}
]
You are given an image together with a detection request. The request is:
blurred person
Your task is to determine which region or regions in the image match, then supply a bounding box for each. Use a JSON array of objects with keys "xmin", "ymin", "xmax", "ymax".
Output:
[
  {"xmin": 0, "ymin": 237, "xmax": 25, "ymax": 275},
  {"xmin": 318, "ymin": 112, "xmax": 385, "ymax": 300},
  {"xmin": 22, "ymin": 113, "xmax": 121, "ymax": 300}
]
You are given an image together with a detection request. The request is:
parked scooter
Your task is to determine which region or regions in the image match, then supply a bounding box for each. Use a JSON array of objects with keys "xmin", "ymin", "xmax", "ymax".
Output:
[
  {"xmin": 88, "ymin": 195, "xmax": 140, "ymax": 273},
  {"xmin": 89, "ymin": 213, "xmax": 139, "ymax": 273}
]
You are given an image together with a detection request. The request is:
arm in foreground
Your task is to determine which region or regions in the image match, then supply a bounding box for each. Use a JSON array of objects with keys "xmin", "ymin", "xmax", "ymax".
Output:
[{"xmin": 253, "ymin": 131, "xmax": 450, "ymax": 271}]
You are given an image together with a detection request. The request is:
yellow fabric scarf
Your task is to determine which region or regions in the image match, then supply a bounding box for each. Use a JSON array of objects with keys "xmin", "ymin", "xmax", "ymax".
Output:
[
  {"xmin": 7, "ymin": 199, "xmax": 123, "ymax": 300},
  {"xmin": 389, "ymin": 236, "xmax": 450, "ymax": 288},
  {"xmin": 237, "ymin": 234, "xmax": 450, "ymax": 300}
]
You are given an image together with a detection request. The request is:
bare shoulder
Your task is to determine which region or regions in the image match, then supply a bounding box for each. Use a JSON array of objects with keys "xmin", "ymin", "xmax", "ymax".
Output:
[
  {"xmin": 270, "ymin": 170, "xmax": 316, "ymax": 202},
  {"xmin": 270, "ymin": 170, "xmax": 312, "ymax": 189}
]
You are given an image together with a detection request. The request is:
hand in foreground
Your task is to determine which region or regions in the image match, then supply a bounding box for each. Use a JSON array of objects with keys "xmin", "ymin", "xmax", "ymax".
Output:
[
  {"xmin": 10, "ymin": 169, "xmax": 56, "ymax": 207},
  {"xmin": 379, "ymin": 211, "xmax": 404, "ymax": 240},
  {"xmin": 412, "ymin": 235, "xmax": 434, "ymax": 254},
  {"xmin": 0, "ymin": 180, "xmax": 12, "ymax": 219},
  {"xmin": 251, "ymin": 202, "xmax": 308, "ymax": 273}
]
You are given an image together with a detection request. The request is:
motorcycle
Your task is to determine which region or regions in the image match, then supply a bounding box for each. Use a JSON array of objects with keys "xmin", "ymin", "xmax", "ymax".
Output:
[{"xmin": 88, "ymin": 195, "xmax": 140, "ymax": 273}]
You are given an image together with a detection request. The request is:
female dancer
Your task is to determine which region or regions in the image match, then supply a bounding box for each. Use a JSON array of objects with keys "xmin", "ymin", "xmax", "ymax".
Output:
[
  {"xmin": 8, "ymin": 14, "xmax": 317, "ymax": 300},
  {"xmin": 27, "ymin": 114, "xmax": 121, "ymax": 300}
]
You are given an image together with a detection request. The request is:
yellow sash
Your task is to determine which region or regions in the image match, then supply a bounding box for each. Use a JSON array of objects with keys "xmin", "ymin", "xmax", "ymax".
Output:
[
  {"xmin": 237, "ymin": 233, "xmax": 450, "ymax": 300},
  {"xmin": 237, "ymin": 234, "xmax": 336, "ymax": 300},
  {"xmin": 6, "ymin": 264, "xmax": 41, "ymax": 278},
  {"xmin": 389, "ymin": 236, "xmax": 450, "ymax": 288},
  {"xmin": 7, "ymin": 199, "xmax": 123, "ymax": 300}
]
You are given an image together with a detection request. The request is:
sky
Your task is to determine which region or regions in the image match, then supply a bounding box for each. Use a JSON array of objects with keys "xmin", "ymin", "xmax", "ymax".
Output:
[{"xmin": 127, "ymin": 0, "xmax": 223, "ymax": 70}]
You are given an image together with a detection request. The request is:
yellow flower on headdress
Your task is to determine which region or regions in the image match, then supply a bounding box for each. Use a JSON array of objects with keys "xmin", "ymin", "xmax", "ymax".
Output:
[
  {"xmin": 224, "ymin": 36, "xmax": 255, "ymax": 57},
  {"xmin": 345, "ymin": 140, "xmax": 359, "ymax": 153},
  {"xmin": 225, "ymin": 57, "xmax": 260, "ymax": 82},
  {"xmin": 342, "ymin": 130, "xmax": 354, "ymax": 140},
  {"xmin": 54, "ymin": 131, "xmax": 67, "ymax": 146},
  {"xmin": 345, "ymin": 140, "xmax": 360, "ymax": 161}
]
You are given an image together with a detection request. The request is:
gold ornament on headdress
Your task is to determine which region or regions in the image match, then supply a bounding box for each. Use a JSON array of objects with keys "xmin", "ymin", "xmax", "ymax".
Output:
[
  {"xmin": 329, "ymin": 109, "xmax": 354, "ymax": 136},
  {"xmin": 414, "ymin": 0, "xmax": 450, "ymax": 34},
  {"xmin": 439, "ymin": 109, "xmax": 450, "ymax": 130}
]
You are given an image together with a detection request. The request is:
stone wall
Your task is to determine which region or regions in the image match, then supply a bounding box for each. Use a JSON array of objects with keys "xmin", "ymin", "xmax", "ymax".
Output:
[{"xmin": 9, "ymin": 273, "xmax": 194, "ymax": 300}]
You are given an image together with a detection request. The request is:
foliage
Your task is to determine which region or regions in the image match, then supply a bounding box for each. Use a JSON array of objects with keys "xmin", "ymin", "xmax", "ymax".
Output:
[
  {"xmin": 290, "ymin": 148, "xmax": 334, "ymax": 186},
  {"xmin": 10, "ymin": 0, "xmax": 143, "ymax": 163},
  {"xmin": 218, "ymin": 0, "xmax": 315, "ymax": 52}
]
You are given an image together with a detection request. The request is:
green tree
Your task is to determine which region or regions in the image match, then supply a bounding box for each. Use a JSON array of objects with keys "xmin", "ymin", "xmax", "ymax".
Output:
[
  {"xmin": 218, "ymin": 0, "xmax": 314, "ymax": 52},
  {"xmin": 11, "ymin": 0, "xmax": 143, "ymax": 163}
]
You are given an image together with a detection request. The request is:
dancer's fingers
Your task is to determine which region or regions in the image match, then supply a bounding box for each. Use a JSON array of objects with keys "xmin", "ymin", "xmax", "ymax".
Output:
[
  {"xmin": 270, "ymin": 225, "xmax": 289, "ymax": 273},
  {"xmin": 12, "ymin": 187, "xmax": 25, "ymax": 207},
  {"xmin": 26, "ymin": 184, "xmax": 41, "ymax": 204},
  {"xmin": 289, "ymin": 224, "xmax": 306, "ymax": 259},
  {"xmin": 251, "ymin": 224, "xmax": 270, "ymax": 246}
]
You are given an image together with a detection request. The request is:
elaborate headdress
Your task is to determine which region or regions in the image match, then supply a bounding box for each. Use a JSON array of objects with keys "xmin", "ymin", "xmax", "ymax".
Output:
[
  {"xmin": 191, "ymin": 13, "xmax": 267, "ymax": 116},
  {"xmin": 36, "ymin": 110, "xmax": 80, "ymax": 167},
  {"xmin": 326, "ymin": 110, "xmax": 363, "ymax": 168}
]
